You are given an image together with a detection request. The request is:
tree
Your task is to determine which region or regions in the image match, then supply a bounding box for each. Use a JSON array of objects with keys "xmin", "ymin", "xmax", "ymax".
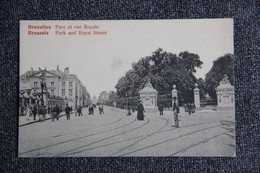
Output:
[
  {"xmin": 196, "ymin": 78, "xmax": 207, "ymax": 100},
  {"xmin": 115, "ymin": 48, "xmax": 203, "ymax": 104},
  {"xmin": 205, "ymin": 54, "xmax": 234, "ymax": 101}
]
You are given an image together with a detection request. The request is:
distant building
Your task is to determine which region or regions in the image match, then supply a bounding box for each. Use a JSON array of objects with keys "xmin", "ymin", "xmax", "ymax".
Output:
[
  {"xmin": 20, "ymin": 66, "xmax": 90, "ymax": 110},
  {"xmin": 98, "ymin": 91, "xmax": 113, "ymax": 104}
]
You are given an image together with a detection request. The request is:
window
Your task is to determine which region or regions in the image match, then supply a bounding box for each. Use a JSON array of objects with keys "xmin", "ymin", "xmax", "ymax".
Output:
[
  {"xmin": 69, "ymin": 82, "xmax": 73, "ymax": 87},
  {"xmin": 34, "ymin": 82, "xmax": 38, "ymax": 87},
  {"xmin": 51, "ymin": 82, "xmax": 54, "ymax": 87},
  {"xmin": 51, "ymin": 89, "xmax": 54, "ymax": 95},
  {"xmin": 69, "ymin": 89, "xmax": 72, "ymax": 96},
  {"xmin": 62, "ymin": 89, "xmax": 65, "ymax": 96},
  {"xmin": 62, "ymin": 82, "xmax": 65, "ymax": 87}
]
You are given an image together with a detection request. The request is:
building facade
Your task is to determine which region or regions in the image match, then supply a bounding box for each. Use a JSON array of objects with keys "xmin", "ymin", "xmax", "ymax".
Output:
[
  {"xmin": 98, "ymin": 91, "xmax": 115, "ymax": 105},
  {"xmin": 20, "ymin": 66, "xmax": 89, "ymax": 111}
]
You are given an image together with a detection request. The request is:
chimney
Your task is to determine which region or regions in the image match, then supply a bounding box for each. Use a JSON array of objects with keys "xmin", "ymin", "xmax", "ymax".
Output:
[
  {"xmin": 64, "ymin": 67, "xmax": 69, "ymax": 76},
  {"xmin": 31, "ymin": 67, "xmax": 34, "ymax": 74},
  {"xmin": 57, "ymin": 65, "xmax": 59, "ymax": 71}
]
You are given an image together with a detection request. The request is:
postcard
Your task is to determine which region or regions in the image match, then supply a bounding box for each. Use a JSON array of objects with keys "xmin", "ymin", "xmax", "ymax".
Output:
[{"xmin": 19, "ymin": 19, "xmax": 235, "ymax": 157}]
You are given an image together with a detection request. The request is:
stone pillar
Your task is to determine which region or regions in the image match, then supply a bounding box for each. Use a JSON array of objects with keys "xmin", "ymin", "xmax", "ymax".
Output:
[
  {"xmin": 171, "ymin": 85, "xmax": 178, "ymax": 106},
  {"xmin": 194, "ymin": 83, "xmax": 201, "ymax": 111},
  {"xmin": 216, "ymin": 75, "xmax": 235, "ymax": 110}
]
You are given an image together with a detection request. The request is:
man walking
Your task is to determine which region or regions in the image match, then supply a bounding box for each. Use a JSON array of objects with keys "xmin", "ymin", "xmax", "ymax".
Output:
[
  {"xmin": 99, "ymin": 106, "xmax": 105, "ymax": 114},
  {"xmin": 32, "ymin": 104, "xmax": 37, "ymax": 120},
  {"xmin": 89, "ymin": 105, "xmax": 94, "ymax": 115},
  {"xmin": 78, "ymin": 106, "xmax": 83, "ymax": 116},
  {"xmin": 159, "ymin": 104, "xmax": 163, "ymax": 116},
  {"xmin": 51, "ymin": 104, "xmax": 60, "ymax": 121},
  {"xmin": 75, "ymin": 106, "xmax": 83, "ymax": 116},
  {"xmin": 65, "ymin": 104, "xmax": 71, "ymax": 120},
  {"xmin": 172, "ymin": 96, "xmax": 180, "ymax": 128}
]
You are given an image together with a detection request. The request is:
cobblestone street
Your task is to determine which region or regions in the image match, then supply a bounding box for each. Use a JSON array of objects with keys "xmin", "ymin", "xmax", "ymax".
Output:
[{"xmin": 19, "ymin": 106, "xmax": 235, "ymax": 157}]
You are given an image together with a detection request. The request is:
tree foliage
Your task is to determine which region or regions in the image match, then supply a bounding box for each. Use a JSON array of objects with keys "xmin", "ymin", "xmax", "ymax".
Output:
[
  {"xmin": 205, "ymin": 54, "xmax": 234, "ymax": 101},
  {"xmin": 115, "ymin": 48, "xmax": 203, "ymax": 104}
]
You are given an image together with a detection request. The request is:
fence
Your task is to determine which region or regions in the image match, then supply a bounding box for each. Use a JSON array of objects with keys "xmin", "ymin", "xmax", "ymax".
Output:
[{"xmin": 101, "ymin": 93, "xmax": 174, "ymax": 110}]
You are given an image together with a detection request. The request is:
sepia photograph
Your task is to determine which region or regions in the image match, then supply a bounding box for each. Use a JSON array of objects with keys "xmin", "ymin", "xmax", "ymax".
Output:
[{"xmin": 19, "ymin": 19, "xmax": 235, "ymax": 157}]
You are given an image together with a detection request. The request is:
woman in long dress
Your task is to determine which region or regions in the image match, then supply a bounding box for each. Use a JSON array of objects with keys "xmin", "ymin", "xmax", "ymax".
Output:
[
  {"xmin": 26, "ymin": 106, "xmax": 33, "ymax": 120},
  {"xmin": 137, "ymin": 100, "xmax": 144, "ymax": 120}
]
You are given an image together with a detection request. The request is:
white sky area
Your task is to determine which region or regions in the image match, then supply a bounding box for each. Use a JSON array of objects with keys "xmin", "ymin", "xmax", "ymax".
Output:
[{"xmin": 20, "ymin": 19, "xmax": 233, "ymax": 97}]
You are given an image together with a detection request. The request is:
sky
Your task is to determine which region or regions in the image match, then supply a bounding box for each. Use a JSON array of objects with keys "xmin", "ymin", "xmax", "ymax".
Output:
[{"xmin": 20, "ymin": 19, "xmax": 233, "ymax": 97}]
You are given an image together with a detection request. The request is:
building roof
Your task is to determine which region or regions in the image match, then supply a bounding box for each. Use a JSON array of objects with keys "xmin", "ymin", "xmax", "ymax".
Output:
[
  {"xmin": 139, "ymin": 78, "xmax": 158, "ymax": 94},
  {"xmin": 21, "ymin": 69, "xmax": 78, "ymax": 79}
]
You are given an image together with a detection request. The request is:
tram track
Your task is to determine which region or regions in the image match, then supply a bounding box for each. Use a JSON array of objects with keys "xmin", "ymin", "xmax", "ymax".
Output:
[
  {"xmin": 56, "ymin": 118, "xmax": 150, "ymax": 157},
  {"xmin": 20, "ymin": 112, "xmax": 122, "ymax": 144},
  {"xmin": 72, "ymin": 121, "xmax": 220, "ymax": 155},
  {"xmin": 19, "ymin": 116, "xmax": 137, "ymax": 156},
  {"xmin": 118, "ymin": 123, "xmax": 226, "ymax": 156},
  {"xmin": 111, "ymin": 117, "xmax": 169, "ymax": 156},
  {"xmin": 63, "ymin": 117, "xmax": 169, "ymax": 156},
  {"xmin": 169, "ymin": 131, "xmax": 230, "ymax": 156}
]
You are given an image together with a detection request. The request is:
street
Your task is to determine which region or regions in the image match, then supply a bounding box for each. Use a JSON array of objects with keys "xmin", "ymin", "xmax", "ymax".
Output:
[{"xmin": 18, "ymin": 106, "xmax": 235, "ymax": 157}]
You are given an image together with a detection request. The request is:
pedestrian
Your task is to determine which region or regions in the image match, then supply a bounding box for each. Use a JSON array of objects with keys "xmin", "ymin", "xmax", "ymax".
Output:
[
  {"xmin": 159, "ymin": 104, "xmax": 163, "ymax": 116},
  {"xmin": 65, "ymin": 104, "xmax": 71, "ymax": 120},
  {"xmin": 51, "ymin": 104, "xmax": 60, "ymax": 121},
  {"xmin": 26, "ymin": 105, "xmax": 33, "ymax": 120},
  {"xmin": 89, "ymin": 105, "xmax": 94, "ymax": 115},
  {"xmin": 99, "ymin": 106, "xmax": 104, "ymax": 114},
  {"xmin": 88, "ymin": 106, "xmax": 92, "ymax": 115},
  {"xmin": 78, "ymin": 106, "xmax": 83, "ymax": 116},
  {"xmin": 32, "ymin": 104, "xmax": 38, "ymax": 120},
  {"xmin": 172, "ymin": 96, "xmax": 180, "ymax": 128},
  {"xmin": 137, "ymin": 100, "xmax": 144, "ymax": 120},
  {"xmin": 76, "ymin": 106, "xmax": 83, "ymax": 116},
  {"xmin": 91, "ymin": 105, "xmax": 94, "ymax": 115},
  {"xmin": 132, "ymin": 105, "xmax": 135, "ymax": 112},
  {"xmin": 127, "ymin": 105, "xmax": 131, "ymax": 115},
  {"xmin": 99, "ymin": 106, "xmax": 102, "ymax": 114},
  {"xmin": 47, "ymin": 106, "xmax": 51, "ymax": 114},
  {"xmin": 70, "ymin": 106, "xmax": 73, "ymax": 113}
]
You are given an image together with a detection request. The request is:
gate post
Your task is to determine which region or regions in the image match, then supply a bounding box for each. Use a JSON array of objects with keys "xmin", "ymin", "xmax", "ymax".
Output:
[{"xmin": 194, "ymin": 83, "xmax": 201, "ymax": 111}]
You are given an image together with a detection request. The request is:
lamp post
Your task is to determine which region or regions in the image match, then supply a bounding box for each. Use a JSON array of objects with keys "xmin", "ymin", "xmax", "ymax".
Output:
[
  {"xmin": 40, "ymin": 72, "xmax": 47, "ymax": 105},
  {"xmin": 38, "ymin": 72, "xmax": 47, "ymax": 120}
]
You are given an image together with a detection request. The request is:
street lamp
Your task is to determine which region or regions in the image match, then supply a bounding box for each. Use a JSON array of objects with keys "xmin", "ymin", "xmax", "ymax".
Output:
[
  {"xmin": 39, "ymin": 72, "xmax": 46, "ymax": 106},
  {"xmin": 38, "ymin": 72, "xmax": 47, "ymax": 120}
]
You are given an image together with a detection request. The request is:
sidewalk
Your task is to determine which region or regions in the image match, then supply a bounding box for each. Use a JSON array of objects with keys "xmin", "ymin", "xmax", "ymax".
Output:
[{"xmin": 19, "ymin": 111, "xmax": 75, "ymax": 127}]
